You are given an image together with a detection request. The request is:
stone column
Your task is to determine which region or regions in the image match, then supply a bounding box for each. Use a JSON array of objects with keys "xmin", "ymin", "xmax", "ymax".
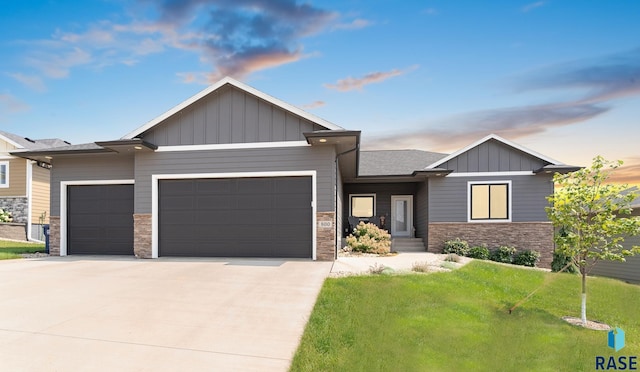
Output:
[
  {"xmin": 48, "ymin": 216, "xmax": 60, "ymax": 256},
  {"xmin": 316, "ymin": 212, "xmax": 336, "ymax": 261},
  {"xmin": 133, "ymin": 214, "xmax": 153, "ymax": 258}
]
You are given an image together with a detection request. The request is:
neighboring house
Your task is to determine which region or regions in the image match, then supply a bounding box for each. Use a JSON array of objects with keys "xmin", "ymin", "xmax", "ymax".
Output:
[
  {"xmin": 0, "ymin": 130, "xmax": 68, "ymax": 241},
  {"xmin": 14, "ymin": 77, "xmax": 579, "ymax": 266},
  {"xmin": 589, "ymin": 202, "xmax": 640, "ymax": 283}
]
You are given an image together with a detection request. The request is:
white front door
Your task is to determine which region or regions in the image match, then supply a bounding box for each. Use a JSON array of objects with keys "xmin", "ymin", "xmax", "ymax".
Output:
[{"xmin": 391, "ymin": 195, "xmax": 413, "ymax": 237}]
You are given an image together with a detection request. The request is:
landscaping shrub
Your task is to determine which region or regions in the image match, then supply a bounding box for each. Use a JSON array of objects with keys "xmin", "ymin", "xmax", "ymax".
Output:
[
  {"xmin": 411, "ymin": 261, "xmax": 431, "ymax": 273},
  {"xmin": 442, "ymin": 238, "xmax": 469, "ymax": 256},
  {"xmin": 551, "ymin": 251, "xmax": 578, "ymax": 273},
  {"xmin": 0, "ymin": 209, "xmax": 12, "ymax": 223},
  {"xmin": 467, "ymin": 245, "xmax": 490, "ymax": 260},
  {"xmin": 368, "ymin": 263, "xmax": 388, "ymax": 274},
  {"xmin": 512, "ymin": 250, "xmax": 541, "ymax": 267},
  {"xmin": 346, "ymin": 222, "xmax": 391, "ymax": 254},
  {"xmin": 490, "ymin": 245, "xmax": 517, "ymax": 263},
  {"xmin": 444, "ymin": 253, "xmax": 460, "ymax": 263}
]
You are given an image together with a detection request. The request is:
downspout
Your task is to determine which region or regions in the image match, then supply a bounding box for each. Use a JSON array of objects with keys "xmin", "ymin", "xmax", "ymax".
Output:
[
  {"xmin": 26, "ymin": 160, "xmax": 33, "ymax": 241},
  {"xmin": 335, "ymin": 144, "xmax": 359, "ymax": 259}
]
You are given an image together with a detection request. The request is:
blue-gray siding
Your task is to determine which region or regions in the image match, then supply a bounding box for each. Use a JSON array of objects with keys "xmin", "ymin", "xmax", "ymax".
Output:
[
  {"xmin": 589, "ymin": 211, "xmax": 640, "ymax": 283},
  {"xmin": 428, "ymin": 175, "xmax": 553, "ymax": 222},
  {"xmin": 134, "ymin": 146, "xmax": 336, "ymax": 214},
  {"xmin": 141, "ymin": 85, "xmax": 323, "ymax": 146},
  {"xmin": 415, "ymin": 181, "xmax": 429, "ymax": 242},
  {"xmin": 439, "ymin": 139, "xmax": 547, "ymax": 172},
  {"xmin": 50, "ymin": 155, "xmax": 135, "ymax": 216}
]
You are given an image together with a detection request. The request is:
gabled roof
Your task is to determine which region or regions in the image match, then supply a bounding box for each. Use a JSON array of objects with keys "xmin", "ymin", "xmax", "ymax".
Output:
[
  {"xmin": 360, "ymin": 149, "xmax": 449, "ymax": 176},
  {"xmin": 122, "ymin": 76, "xmax": 344, "ymax": 140},
  {"xmin": 424, "ymin": 133, "xmax": 564, "ymax": 169},
  {"xmin": 0, "ymin": 129, "xmax": 69, "ymax": 151}
]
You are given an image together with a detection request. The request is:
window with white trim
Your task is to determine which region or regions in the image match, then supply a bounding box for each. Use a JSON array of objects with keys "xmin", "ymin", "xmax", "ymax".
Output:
[
  {"xmin": 0, "ymin": 162, "xmax": 8, "ymax": 188},
  {"xmin": 468, "ymin": 181, "xmax": 510, "ymax": 221},
  {"xmin": 350, "ymin": 194, "xmax": 376, "ymax": 218}
]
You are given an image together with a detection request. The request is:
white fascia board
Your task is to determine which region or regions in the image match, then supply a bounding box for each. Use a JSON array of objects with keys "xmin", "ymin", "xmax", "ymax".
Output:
[
  {"xmin": 155, "ymin": 140, "xmax": 310, "ymax": 152},
  {"xmin": 425, "ymin": 133, "xmax": 564, "ymax": 169},
  {"xmin": 122, "ymin": 76, "xmax": 343, "ymax": 140},
  {"xmin": 60, "ymin": 179, "xmax": 135, "ymax": 256},
  {"xmin": 151, "ymin": 170, "xmax": 318, "ymax": 260},
  {"xmin": 446, "ymin": 171, "xmax": 534, "ymax": 177},
  {"xmin": 0, "ymin": 134, "xmax": 25, "ymax": 149}
]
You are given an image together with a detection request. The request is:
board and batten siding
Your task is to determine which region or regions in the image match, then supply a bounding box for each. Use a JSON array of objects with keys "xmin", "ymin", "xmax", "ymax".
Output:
[
  {"xmin": 439, "ymin": 139, "xmax": 547, "ymax": 172},
  {"xmin": 134, "ymin": 145, "xmax": 336, "ymax": 214},
  {"xmin": 429, "ymin": 174, "xmax": 554, "ymax": 222},
  {"xmin": 50, "ymin": 155, "xmax": 135, "ymax": 216},
  {"xmin": 31, "ymin": 165, "xmax": 50, "ymax": 223},
  {"xmin": 0, "ymin": 158, "xmax": 27, "ymax": 197},
  {"xmin": 141, "ymin": 85, "xmax": 324, "ymax": 146}
]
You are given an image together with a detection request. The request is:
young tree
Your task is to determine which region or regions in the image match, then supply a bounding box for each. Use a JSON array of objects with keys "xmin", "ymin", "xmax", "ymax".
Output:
[{"xmin": 546, "ymin": 156, "xmax": 640, "ymax": 326}]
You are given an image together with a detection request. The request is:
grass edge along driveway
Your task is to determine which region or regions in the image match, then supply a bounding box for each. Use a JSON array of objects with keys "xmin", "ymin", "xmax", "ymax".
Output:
[
  {"xmin": 291, "ymin": 261, "xmax": 640, "ymax": 372},
  {"xmin": 0, "ymin": 240, "xmax": 45, "ymax": 260}
]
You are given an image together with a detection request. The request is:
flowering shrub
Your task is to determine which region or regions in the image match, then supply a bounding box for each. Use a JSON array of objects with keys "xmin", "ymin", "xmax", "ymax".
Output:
[
  {"xmin": 0, "ymin": 209, "xmax": 12, "ymax": 223},
  {"xmin": 346, "ymin": 222, "xmax": 391, "ymax": 254}
]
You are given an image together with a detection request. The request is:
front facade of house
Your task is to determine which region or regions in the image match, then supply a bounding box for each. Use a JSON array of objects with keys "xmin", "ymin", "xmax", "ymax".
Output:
[
  {"xmin": 16, "ymin": 77, "xmax": 578, "ymax": 266},
  {"xmin": 0, "ymin": 131, "xmax": 66, "ymax": 241}
]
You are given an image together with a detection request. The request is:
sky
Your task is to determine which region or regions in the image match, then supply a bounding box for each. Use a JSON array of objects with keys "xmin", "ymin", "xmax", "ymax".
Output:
[{"xmin": 1, "ymin": 1, "xmax": 639, "ymax": 184}]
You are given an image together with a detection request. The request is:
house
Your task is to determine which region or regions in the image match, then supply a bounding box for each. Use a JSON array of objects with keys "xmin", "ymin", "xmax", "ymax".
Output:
[
  {"xmin": 14, "ymin": 77, "xmax": 579, "ymax": 266},
  {"xmin": 0, "ymin": 130, "xmax": 68, "ymax": 241},
  {"xmin": 589, "ymin": 201, "xmax": 640, "ymax": 283}
]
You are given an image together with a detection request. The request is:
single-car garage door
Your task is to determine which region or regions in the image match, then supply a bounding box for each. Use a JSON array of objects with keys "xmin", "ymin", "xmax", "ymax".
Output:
[
  {"xmin": 67, "ymin": 184, "xmax": 134, "ymax": 255},
  {"xmin": 159, "ymin": 176, "xmax": 312, "ymax": 258}
]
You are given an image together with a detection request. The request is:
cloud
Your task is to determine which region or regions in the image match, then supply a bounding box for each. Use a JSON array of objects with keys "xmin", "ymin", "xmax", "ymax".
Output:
[
  {"xmin": 365, "ymin": 47, "xmax": 640, "ymax": 152},
  {"xmin": 608, "ymin": 159, "xmax": 640, "ymax": 185},
  {"xmin": 301, "ymin": 100, "xmax": 325, "ymax": 109},
  {"xmin": 7, "ymin": 73, "xmax": 46, "ymax": 92},
  {"xmin": 324, "ymin": 66, "xmax": 418, "ymax": 92},
  {"xmin": 333, "ymin": 18, "xmax": 372, "ymax": 30},
  {"xmin": 0, "ymin": 94, "xmax": 30, "ymax": 122},
  {"xmin": 522, "ymin": 1, "xmax": 546, "ymax": 13}
]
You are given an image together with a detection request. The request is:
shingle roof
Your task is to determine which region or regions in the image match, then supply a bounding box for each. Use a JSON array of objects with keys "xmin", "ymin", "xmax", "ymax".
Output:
[
  {"xmin": 0, "ymin": 130, "xmax": 69, "ymax": 150},
  {"xmin": 359, "ymin": 150, "xmax": 449, "ymax": 176}
]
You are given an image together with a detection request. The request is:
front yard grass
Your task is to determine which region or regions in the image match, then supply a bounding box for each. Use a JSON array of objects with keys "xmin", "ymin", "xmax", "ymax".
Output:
[
  {"xmin": 0, "ymin": 240, "xmax": 46, "ymax": 260},
  {"xmin": 291, "ymin": 261, "xmax": 640, "ymax": 371}
]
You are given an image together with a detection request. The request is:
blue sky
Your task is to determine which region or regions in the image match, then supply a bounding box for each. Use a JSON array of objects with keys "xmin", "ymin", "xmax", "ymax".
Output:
[{"xmin": 1, "ymin": 1, "xmax": 639, "ymax": 183}]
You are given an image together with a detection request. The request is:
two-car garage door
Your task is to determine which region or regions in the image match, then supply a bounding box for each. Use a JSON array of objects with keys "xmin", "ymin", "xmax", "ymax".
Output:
[{"xmin": 66, "ymin": 176, "xmax": 313, "ymax": 258}]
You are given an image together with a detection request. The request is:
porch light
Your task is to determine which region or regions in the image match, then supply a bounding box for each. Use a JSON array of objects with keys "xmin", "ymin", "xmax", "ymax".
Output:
[
  {"xmin": 318, "ymin": 138, "xmax": 327, "ymax": 143},
  {"xmin": 45, "ymin": 156, "xmax": 53, "ymax": 160},
  {"xmin": 134, "ymin": 146, "xmax": 143, "ymax": 150}
]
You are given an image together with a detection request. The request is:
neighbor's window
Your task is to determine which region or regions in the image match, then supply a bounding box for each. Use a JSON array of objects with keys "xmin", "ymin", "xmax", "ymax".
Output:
[
  {"xmin": 350, "ymin": 194, "xmax": 375, "ymax": 218},
  {"xmin": 469, "ymin": 182, "xmax": 510, "ymax": 221},
  {"xmin": 0, "ymin": 162, "xmax": 8, "ymax": 188}
]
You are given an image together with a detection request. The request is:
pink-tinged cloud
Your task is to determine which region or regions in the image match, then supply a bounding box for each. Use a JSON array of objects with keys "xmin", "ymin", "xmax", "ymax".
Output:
[
  {"xmin": 608, "ymin": 158, "xmax": 640, "ymax": 186},
  {"xmin": 324, "ymin": 66, "xmax": 417, "ymax": 92},
  {"xmin": 301, "ymin": 100, "xmax": 326, "ymax": 109},
  {"xmin": 522, "ymin": 1, "xmax": 546, "ymax": 13},
  {"xmin": 0, "ymin": 94, "xmax": 30, "ymax": 122},
  {"xmin": 7, "ymin": 73, "xmax": 46, "ymax": 92}
]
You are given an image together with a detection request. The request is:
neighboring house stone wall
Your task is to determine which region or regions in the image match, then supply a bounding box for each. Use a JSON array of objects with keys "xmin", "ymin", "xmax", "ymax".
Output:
[
  {"xmin": 0, "ymin": 223, "xmax": 27, "ymax": 241},
  {"xmin": 317, "ymin": 212, "xmax": 335, "ymax": 261},
  {"xmin": 428, "ymin": 222, "xmax": 554, "ymax": 268},
  {"xmin": 49, "ymin": 216, "xmax": 60, "ymax": 256},
  {"xmin": 0, "ymin": 197, "xmax": 28, "ymax": 223},
  {"xmin": 133, "ymin": 214, "xmax": 152, "ymax": 258}
]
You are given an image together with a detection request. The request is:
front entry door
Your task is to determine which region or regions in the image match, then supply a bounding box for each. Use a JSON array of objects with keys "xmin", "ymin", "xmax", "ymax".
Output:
[{"xmin": 391, "ymin": 195, "xmax": 413, "ymax": 237}]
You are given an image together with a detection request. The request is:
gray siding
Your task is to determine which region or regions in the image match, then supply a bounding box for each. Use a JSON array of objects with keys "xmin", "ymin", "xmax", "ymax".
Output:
[
  {"xmin": 336, "ymin": 167, "xmax": 343, "ymax": 244},
  {"xmin": 415, "ymin": 180, "xmax": 429, "ymax": 241},
  {"xmin": 429, "ymin": 174, "xmax": 554, "ymax": 222},
  {"xmin": 440, "ymin": 139, "xmax": 546, "ymax": 172},
  {"xmin": 343, "ymin": 183, "xmax": 417, "ymax": 236},
  {"xmin": 50, "ymin": 155, "xmax": 135, "ymax": 216},
  {"xmin": 590, "ymin": 234, "xmax": 640, "ymax": 283},
  {"xmin": 141, "ymin": 85, "xmax": 323, "ymax": 146},
  {"xmin": 134, "ymin": 146, "xmax": 336, "ymax": 214}
]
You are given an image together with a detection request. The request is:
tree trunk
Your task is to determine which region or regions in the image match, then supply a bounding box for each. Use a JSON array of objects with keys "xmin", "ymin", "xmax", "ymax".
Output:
[{"xmin": 581, "ymin": 267, "xmax": 587, "ymax": 326}]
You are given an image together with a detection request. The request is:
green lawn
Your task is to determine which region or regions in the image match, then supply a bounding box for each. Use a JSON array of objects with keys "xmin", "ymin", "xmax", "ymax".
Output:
[
  {"xmin": 291, "ymin": 261, "xmax": 640, "ymax": 372},
  {"xmin": 0, "ymin": 240, "xmax": 46, "ymax": 260}
]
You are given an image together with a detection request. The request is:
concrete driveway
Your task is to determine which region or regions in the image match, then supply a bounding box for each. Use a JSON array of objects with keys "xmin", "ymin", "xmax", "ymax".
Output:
[{"xmin": 0, "ymin": 256, "xmax": 332, "ymax": 371}]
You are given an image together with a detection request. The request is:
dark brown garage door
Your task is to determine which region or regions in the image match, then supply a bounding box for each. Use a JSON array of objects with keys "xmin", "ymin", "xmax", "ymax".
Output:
[
  {"xmin": 159, "ymin": 177, "xmax": 312, "ymax": 258},
  {"xmin": 67, "ymin": 184, "xmax": 134, "ymax": 255}
]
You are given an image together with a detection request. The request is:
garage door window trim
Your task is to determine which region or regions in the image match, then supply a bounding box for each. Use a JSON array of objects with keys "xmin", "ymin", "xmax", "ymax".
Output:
[
  {"xmin": 60, "ymin": 179, "xmax": 135, "ymax": 256},
  {"xmin": 151, "ymin": 170, "xmax": 318, "ymax": 259}
]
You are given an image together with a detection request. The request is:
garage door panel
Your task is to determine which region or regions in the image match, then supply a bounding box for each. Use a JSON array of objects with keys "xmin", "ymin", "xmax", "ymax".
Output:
[
  {"xmin": 159, "ymin": 177, "xmax": 312, "ymax": 258},
  {"xmin": 67, "ymin": 184, "xmax": 134, "ymax": 255},
  {"xmin": 161, "ymin": 196, "xmax": 195, "ymax": 210}
]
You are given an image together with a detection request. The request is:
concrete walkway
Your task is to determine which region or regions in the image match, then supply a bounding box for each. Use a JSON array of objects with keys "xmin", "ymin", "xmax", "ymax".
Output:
[{"xmin": 0, "ymin": 256, "xmax": 332, "ymax": 371}]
